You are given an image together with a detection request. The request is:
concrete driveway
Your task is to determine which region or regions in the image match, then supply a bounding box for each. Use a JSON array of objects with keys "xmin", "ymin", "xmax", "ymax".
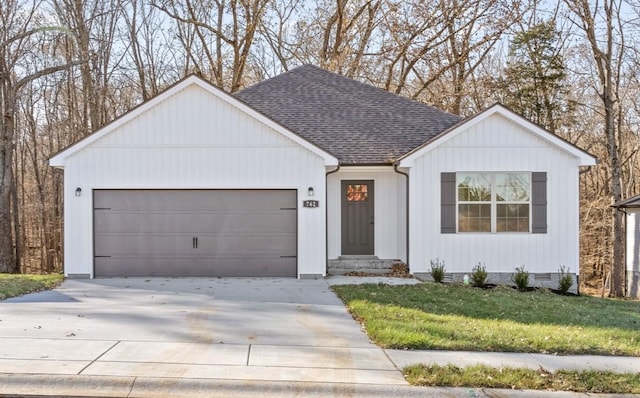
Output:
[
  {"xmin": 0, "ymin": 277, "xmax": 409, "ymax": 388},
  {"xmin": 2, "ymin": 277, "xmax": 374, "ymax": 345}
]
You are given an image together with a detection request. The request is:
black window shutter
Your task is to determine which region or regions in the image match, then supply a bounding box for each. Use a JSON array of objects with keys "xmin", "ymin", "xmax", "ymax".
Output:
[
  {"xmin": 531, "ymin": 172, "xmax": 547, "ymax": 234},
  {"xmin": 441, "ymin": 172, "xmax": 456, "ymax": 233}
]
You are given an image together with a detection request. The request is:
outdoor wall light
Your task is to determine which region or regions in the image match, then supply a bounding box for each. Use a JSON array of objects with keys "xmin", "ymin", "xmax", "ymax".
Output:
[
  {"xmin": 75, "ymin": 187, "xmax": 82, "ymax": 197},
  {"xmin": 308, "ymin": 186, "xmax": 314, "ymax": 197}
]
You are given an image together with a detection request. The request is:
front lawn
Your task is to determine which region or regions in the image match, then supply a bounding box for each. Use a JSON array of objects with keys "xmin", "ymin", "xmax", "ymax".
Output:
[
  {"xmin": 0, "ymin": 274, "xmax": 64, "ymax": 300},
  {"xmin": 332, "ymin": 282, "xmax": 640, "ymax": 356}
]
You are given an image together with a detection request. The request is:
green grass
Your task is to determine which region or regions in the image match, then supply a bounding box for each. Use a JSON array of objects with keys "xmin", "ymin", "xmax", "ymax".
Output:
[
  {"xmin": 404, "ymin": 364, "xmax": 640, "ymax": 394},
  {"xmin": 0, "ymin": 274, "xmax": 64, "ymax": 300},
  {"xmin": 332, "ymin": 283, "xmax": 640, "ymax": 355}
]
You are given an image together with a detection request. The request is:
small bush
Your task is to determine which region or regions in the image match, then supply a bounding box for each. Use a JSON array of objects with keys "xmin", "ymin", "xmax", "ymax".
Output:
[
  {"xmin": 558, "ymin": 265, "xmax": 574, "ymax": 294},
  {"xmin": 470, "ymin": 263, "xmax": 488, "ymax": 287},
  {"xmin": 511, "ymin": 266, "xmax": 530, "ymax": 291},
  {"xmin": 430, "ymin": 258, "xmax": 446, "ymax": 283}
]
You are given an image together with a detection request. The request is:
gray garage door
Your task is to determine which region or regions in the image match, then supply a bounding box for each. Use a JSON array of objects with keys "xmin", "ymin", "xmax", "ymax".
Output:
[{"xmin": 93, "ymin": 190, "xmax": 297, "ymax": 277}]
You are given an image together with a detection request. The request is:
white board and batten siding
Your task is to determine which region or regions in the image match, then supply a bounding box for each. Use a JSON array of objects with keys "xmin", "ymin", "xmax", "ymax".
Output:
[
  {"xmin": 53, "ymin": 81, "xmax": 334, "ymax": 278},
  {"xmin": 402, "ymin": 112, "xmax": 590, "ymax": 276},
  {"xmin": 625, "ymin": 211, "xmax": 640, "ymax": 297},
  {"xmin": 327, "ymin": 167, "xmax": 407, "ymax": 261}
]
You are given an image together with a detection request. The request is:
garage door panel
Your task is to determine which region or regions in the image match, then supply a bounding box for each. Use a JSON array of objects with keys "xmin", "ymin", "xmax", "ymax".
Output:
[
  {"xmin": 94, "ymin": 256, "xmax": 175, "ymax": 277},
  {"xmin": 197, "ymin": 233, "xmax": 296, "ymax": 255},
  {"xmin": 95, "ymin": 256, "xmax": 295, "ymax": 277},
  {"xmin": 95, "ymin": 233, "xmax": 296, "ymax": 255},
  {"xmin": 95, "ymin": 211, "xmax": 295, "ymax": 234},
  {"xmin": 94, "ymin": 190, "xmax": 296, "ymax": 211},
  {"xmin": 193, "ymin": 211, "xmax": 295, "ymax": 234},
  {"xmin": 94, "ymin": 234, "xmax": 186, "ymax": 256},
  {"xmin": 93, "ymin": 190, "xmax": 297, "ymax": 277}
]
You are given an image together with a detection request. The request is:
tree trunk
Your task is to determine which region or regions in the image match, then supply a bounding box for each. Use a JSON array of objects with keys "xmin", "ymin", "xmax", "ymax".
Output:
[
  {"xmin": 564, "ymin": 0, "xmax": 626, "ymax": 297},
  {"xmin": 606, "ymin": 92, "xmax": 625, "ymax": 296},
  {"xmin": 0, "ymin": 83, "xmax": 17, "ymax": 273}
]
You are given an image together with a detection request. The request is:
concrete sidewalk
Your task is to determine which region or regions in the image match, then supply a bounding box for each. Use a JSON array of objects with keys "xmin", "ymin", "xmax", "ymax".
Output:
[
  {"xmin": 0, "ymin": 341, "xmax": 638, "ymax": 397},
  {"xmin": 0, "ymin": 276, "xmax": 637, "ymax": 397},
  {"xmin": 0, "ymin": 342, "xmax": 637, "ymax": 397}
]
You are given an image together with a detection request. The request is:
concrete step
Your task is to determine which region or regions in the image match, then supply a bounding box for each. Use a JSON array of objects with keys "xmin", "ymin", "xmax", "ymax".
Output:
[{"xmin": 328, "ymin": 257, "xmax": 403, "ymax": 275}]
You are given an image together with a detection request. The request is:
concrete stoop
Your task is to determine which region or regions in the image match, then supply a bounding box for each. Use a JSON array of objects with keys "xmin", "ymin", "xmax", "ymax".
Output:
[{"xmin": 328, "ymin": 256, "xmax": 403, "ymax": 275}]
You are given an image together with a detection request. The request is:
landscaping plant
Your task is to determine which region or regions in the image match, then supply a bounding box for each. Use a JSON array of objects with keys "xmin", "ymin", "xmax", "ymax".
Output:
[
  {"xmin": 511, "ymin": 266, "xmax": 529, "ymax": 291},
  {"xmin": 430, "ymin": 258, "xmax": 446, "ymax": 283},
  {"xmin": 470, "ymin": 263, "xmax": 488, "ymax": 287},
  {"xmin": 558, "ymin": 265, "xmax": 574, "ymax": 294}
]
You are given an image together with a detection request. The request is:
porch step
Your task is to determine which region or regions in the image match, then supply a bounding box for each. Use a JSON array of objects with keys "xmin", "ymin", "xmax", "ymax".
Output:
[{"xmin": 328, "ymin": 257, "xmax": 402, "ymax": 275}]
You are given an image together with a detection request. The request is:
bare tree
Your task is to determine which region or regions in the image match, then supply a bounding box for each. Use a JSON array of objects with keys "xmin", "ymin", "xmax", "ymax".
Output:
[
  {"xmin": 53, "ymin": 0, "xmax": 125, "ymax": 131},
  {"xmin": 375, "ymin": 0, "xmax": 522, "ymax": 115},
  {"xmin": 0, "ymin": 0, "xmax": 80, "ymax": 273},
  {"xmin": 564, "ymin": 0, "xmax": 627, "ymax": 296},
  {"xmin": 253, "ymin": 0, "xmax": 306, "ymax": 75},
  {"xmin": 123, "ymin": 0, "xmax": 183, "ymax": 99},
  {"xmin": 154, "ymin": 0, "xmax": 271, "ymax": 92}
]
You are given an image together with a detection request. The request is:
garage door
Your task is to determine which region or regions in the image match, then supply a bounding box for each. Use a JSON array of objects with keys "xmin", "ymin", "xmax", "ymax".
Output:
[{"xmin": 93, "ymin": 190, "xmax": 297, "ymax": 277}]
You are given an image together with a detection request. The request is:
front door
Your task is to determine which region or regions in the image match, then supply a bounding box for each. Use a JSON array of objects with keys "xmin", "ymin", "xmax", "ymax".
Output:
[{"xmin": 341, "ymin": 180, "xmax": 374, "ymax": 255}]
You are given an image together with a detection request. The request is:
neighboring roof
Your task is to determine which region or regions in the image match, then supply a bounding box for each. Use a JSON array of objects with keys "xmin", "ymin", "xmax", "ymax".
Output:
[
  {"xmin": 49, "ymin": 74, "xmax": 338, "ymax": 168},
  {"xmin": 398, "ymin": 103, "xmax": 597, "ymax": 167},
  {"xmin": 234, "ymin": 64, "xmax": 462, "ymax": 164},
  {"xmin": 612, "ymin": 194, "xmax": 640, "ymax": 208}
]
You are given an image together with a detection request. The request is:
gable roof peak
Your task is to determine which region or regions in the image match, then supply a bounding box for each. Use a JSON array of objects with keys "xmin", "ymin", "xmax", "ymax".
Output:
[
  {"xmin": 398, "ymin": 102, "xmax": 596, "ymax": 166},
  {"xmin": 50, "ymin": 70, "xmax": 338, "ymax": 167}
]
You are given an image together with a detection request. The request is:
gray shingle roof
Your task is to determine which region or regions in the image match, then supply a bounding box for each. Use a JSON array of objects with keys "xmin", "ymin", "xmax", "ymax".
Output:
[{"xmin": 234, "ymin": 64, "xmax": 462, "ymax": 165}]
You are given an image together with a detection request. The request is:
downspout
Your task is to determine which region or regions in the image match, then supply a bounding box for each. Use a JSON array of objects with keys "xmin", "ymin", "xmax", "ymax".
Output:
[
  {"xmin": 325, "ymin": 165, "xmax": 341, "ymax": 275},
  {"xmin": 394, "ymin": 163, "xmax": 409, "ymax": 269}
]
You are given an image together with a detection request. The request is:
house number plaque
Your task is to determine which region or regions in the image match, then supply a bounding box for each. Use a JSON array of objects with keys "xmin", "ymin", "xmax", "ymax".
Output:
[{"xmin": 303, "ymin": 200, "xmax": 320, "ymax": 208}]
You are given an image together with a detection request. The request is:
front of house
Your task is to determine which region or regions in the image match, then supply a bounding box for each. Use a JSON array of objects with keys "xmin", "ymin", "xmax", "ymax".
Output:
[{"xmin": 49, "ymin": 65, "xmax": 595, "ymax": 288}]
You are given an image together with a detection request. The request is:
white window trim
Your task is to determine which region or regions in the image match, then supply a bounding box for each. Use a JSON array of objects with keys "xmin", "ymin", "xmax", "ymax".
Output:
[{"xmin": 456, "ymin": 172, "xmax": 532, "ymax": 234}]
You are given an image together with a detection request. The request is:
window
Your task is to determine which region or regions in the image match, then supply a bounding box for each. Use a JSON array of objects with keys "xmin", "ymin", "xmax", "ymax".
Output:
[
  {"xmin": 346, "ymin": 184, "xmax": 368, "ymax": 202},
  {"xmin": 457, "ymin": 173, "xmax": 491, "ymax": 232},
  {"xmin": 457, "ymin": 172, "xmax": 530, "ymax": 233}
]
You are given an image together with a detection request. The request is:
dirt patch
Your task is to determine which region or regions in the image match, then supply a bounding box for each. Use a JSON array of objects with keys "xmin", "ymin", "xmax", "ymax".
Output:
[{"xmin": 344, "ymin": 262, "xmax": 412, "ymax": 278}]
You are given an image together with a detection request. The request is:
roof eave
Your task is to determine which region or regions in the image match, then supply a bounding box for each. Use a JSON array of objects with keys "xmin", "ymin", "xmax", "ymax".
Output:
[{"xmin": 612, "ymin": 194, "xmax": 640, "ymax": 208}]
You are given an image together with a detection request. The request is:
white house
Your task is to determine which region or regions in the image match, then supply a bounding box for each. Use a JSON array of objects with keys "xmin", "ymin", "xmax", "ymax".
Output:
[
  {"xmin": 49, "ymin": 65, "xmax": 596, "ymax": 289},
  {"xmin": 612, "ymin": 196, "xmax": 640, "ymax": 298}
]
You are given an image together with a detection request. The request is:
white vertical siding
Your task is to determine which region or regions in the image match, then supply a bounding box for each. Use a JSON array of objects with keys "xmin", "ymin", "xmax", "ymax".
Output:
[
  {"xmin": 626, "ymin": 211, "xmax": 640, "ymax": 297},
  {"xmin": 327, "ymin": 167, "xmax": 407, "ymax": 261},
  {"xmin": 409, "ymin": 114, "xmax": 582, "ymax": 274},
  {"xmin": 627, "ymin": 211, "xmax": 640, "ymax": 273},
  {"xmin": 62, "ymin": 84, "xmax": 327, "ymax": 277}
]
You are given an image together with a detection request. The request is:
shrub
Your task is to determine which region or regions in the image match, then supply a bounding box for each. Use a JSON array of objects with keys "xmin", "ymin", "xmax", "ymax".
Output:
[
  {"xmin": 558, "ymin": 265, "xmax": 574, "ymax": 294},
  {"xmin": 430, "ymin": 258, "xmax": 446, "ymax": 283},
  {"xmin": 470, "ymin": 263, "xmax": 488, "ymax": 287},
  {"xmin": 511, "ymin": 266, "xmax": 530, "ymax": 291}
]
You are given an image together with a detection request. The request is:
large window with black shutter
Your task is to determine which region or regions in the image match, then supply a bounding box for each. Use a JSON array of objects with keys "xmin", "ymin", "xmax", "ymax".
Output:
[{"xmin": 441, "ymin": 172, "xmax": 547, "ymax": 234}]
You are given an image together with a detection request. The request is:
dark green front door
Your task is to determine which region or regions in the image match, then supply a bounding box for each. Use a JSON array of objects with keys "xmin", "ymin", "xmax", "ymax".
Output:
[{"xmin": 341, "ymin": 180, "xmax": 374, "ymax": 255}]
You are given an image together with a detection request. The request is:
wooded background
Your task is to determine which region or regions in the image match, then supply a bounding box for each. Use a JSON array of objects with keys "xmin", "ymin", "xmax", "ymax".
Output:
[{"xmin": 1, "ymin": 0, "xmax": 638, "ymax": 296}]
